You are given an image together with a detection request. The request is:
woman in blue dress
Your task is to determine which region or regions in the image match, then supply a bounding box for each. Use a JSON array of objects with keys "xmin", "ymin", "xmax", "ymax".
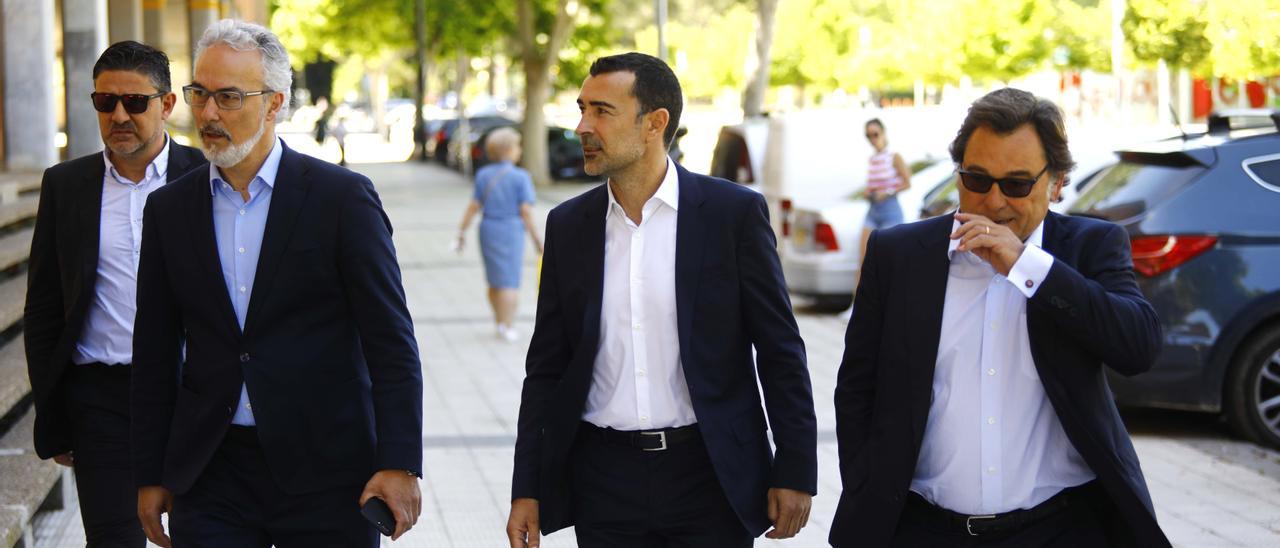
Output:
[{"xmin": 455, "ymin": 127, "xmax": 544, "ymax": 341}]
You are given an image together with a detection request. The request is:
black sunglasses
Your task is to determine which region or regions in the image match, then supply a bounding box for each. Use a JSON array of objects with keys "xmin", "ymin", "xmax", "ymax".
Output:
[
  {"xmin": 90, "ymin": 92, "xmax": 165, "ymax": 114},
  {"xmin": 957, "ymin": 164, "xmax": 1050, "ymax": 198}
]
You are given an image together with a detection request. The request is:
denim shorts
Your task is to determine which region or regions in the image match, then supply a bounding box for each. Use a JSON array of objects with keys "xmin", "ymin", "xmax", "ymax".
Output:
[{"xmin": 865, "ymin": 195, "xmax": 904, "ymax": 230}]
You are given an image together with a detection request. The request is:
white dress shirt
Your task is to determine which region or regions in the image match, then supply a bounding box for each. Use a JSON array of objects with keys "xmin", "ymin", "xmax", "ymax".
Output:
[
  {"xmin": 73, "ymin": 137, "xmax": 171, "ymax": 366},
  {"xmin": 582, "ymin": 158, "xmax": 697, "ymax": 431},
  {"xmin": 909, "ymin": 218, "xmax": 1096, "ymax": 515}
]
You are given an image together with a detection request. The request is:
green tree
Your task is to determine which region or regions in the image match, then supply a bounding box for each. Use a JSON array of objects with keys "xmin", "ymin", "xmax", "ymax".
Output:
[
  {"xmin": 1122, "ymin": 0, "xmax": 1211, "ymax": 71},
  {"xmin": 1204, "ymin": 0, "xmax": 1280, "ymax": 79}
]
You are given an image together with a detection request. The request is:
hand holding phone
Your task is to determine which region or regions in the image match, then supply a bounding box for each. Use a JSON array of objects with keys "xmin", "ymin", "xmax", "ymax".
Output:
[{"xmin": 361, "ymin": 497, "xmax": 396, "ymax": 537}]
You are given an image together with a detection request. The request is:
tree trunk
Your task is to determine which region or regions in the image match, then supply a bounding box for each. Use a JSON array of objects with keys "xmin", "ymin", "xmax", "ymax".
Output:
[
  {"xmin": 522, "ymin": 59, "xmax": 552, "ymax": 186},
  {"xmin": 516, "ymin": 0, "xmax": 574, "ymax": 186},
  {"xmin": 742, "ymin": 0, "xmax": 778, "ymax": 118},
  {"xmin": 456, "ymin": 53, "xmax": 472, "ymax": 177}
]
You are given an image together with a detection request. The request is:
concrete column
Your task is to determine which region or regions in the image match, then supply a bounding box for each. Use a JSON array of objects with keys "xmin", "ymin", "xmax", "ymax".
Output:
[
  {"xmin": 142, "ymin": 0, "xmax": 163, "ymax": 46},
  {"xmin": 63, "ymin": 0, "xmax": 109, "ymax": 159},
  {"xmin": 2, "ymin": 0, "xmax": 58, "ymax": 169},
  {"xmin": 187, "ymin": 0, "xmax": 218, "ymax": 61},
  {"xmin": 108, "ymin": 0, "xmax": 142, "ymax": 43}
]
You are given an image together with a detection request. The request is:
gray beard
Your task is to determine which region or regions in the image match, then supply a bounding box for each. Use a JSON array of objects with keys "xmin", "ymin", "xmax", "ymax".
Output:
[{"xmin": 204, "ymin": 118, "xmax": 267, "ymax": 168}]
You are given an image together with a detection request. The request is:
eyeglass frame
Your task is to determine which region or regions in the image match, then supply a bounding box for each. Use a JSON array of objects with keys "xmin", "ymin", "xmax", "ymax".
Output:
[
  {"xmin": 956, "ymin": 164, "xmax": 1052, "ymax": 198},
  {"xmin": 182, "ymin": 85, "xmax": 274, "ymax": 111},
  {"xmin": 89, "ymin": 91, "xmax": 167, "ymax": 114}
]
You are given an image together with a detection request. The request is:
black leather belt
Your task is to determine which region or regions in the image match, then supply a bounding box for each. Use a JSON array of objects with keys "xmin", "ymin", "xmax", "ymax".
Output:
[
  {"xmin": 579, "ymin": 422, "xmax": 700, "ymax": 451},
  {"xmin": 906, "ymin": 481, "xmax": 1095, "ymax": 537}
]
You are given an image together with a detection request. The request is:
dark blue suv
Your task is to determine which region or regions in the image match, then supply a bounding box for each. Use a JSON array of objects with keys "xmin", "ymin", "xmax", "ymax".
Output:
[{"xmin": 1069, "ymin": 110, "xmax": 1280, "ymax": 448}]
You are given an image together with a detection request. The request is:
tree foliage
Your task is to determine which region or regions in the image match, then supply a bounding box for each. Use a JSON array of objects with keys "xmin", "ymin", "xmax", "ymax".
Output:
[{"xmin": 1122, "ymin": 0, "xmax": 1211, "ymax": 70}]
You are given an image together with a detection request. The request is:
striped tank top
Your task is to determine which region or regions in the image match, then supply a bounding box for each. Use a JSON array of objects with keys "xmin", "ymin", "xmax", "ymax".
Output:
[{"xmin": 866, "ymin": 149, "xmax": 902, "ymax": 193}]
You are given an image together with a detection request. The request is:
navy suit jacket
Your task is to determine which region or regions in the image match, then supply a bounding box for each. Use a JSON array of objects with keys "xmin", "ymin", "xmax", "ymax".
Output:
[
  {"xmin": 130, "ymin": 142, "xmax": 422, "ymax": 495},
  {"xmin": 512, "ymin": 164, "xmax": 818, "ymax": 536},
  {"xmin": 25, "ymin": 142, "xmax": 206, "ymax": 459},
  {"xmin": 830, "ymin": 212, "xmax": 1169, "ymax": 547}
]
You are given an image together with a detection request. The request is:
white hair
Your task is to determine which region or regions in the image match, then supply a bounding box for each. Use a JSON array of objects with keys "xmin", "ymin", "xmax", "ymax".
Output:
[
  {"xmin": 485, "ymin": 127, "xmax": 522, "ymax": 161},
  {"xmin": 195, "ymin": 19, "xmax": 293, "ymax": 119}
]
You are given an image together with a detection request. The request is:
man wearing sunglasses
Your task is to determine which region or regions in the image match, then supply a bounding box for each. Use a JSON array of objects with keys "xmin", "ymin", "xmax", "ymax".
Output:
[
  {"xmin": 24, "ymin": 40, "xmax": 207, "ymax": 547},
  {"xmin": 131, "ymin": 20, "xmax": 421, "ymax": 547},
  {"xmin": 830, "ymin": 88, "xmax": 1169, "ymax": 547}
]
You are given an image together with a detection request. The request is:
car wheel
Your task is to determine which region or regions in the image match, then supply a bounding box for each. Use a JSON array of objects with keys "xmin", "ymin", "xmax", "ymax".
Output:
[{"xmin": 1226, "ymin": 325, "xmax": 1280, "ymax": 449}]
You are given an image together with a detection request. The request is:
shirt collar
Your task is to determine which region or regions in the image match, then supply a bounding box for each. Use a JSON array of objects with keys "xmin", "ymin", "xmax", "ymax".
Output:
[
  {"xmin": 605, "ymin": 156, "xmax": 680, "ymax": 218},
  {"xmin": 947, "ymin": 214, "xmax": 1045, "ymax": 261},
  {"xmin": 209, "ymin": 137, "xmax": 283, "ymax": 195},
  {"xmin": 102, "ymin": 133, "xmax": 171, "ymax": 184}
]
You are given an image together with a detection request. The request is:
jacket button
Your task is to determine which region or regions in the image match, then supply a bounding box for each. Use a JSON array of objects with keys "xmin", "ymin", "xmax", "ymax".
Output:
[{"xmin": 239, "ymin": 353, "xmax": 250, "ymax": 363}]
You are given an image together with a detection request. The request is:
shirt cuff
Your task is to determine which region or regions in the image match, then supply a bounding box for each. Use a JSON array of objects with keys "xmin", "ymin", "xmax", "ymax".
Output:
[{"xmin": 1007, "ymin": 244, "xmax": 1054, "ymax": 298}]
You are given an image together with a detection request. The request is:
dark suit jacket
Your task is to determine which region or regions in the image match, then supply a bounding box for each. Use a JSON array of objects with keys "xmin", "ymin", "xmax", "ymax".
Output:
[
  {"xmin": 130, "ymin": 142, "xmax": 422, "ymax": 496},
  {"xmin": 24, "ymin": 141, "xmax": 206, "ymax": 459},
  {"xmin": 829, "ymin": 212, "xmax": 1169, "ymax": 547},
  {"xmin": 512, "ymin": 164, "xmax": 818, "ymax": 536}
]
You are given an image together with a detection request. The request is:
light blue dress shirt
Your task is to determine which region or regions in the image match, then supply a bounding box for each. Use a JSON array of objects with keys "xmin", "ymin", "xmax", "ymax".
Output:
[
  {"xmin": 74, "ymin": 136, "xmax": 171, "ymax": 366},
  {"xmin": 210, "ymin": 138, "xmax": 283, "ymax": 426},
  {"xmin": 909, "ymin": 218, "xmax": 1096, "ymax": 515}
]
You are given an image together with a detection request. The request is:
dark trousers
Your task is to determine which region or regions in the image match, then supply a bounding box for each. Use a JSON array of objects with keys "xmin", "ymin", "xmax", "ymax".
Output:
[
  {"xmin": 170, "ymin": 426, "xmax": 377, "ymax": 548},
  {"xmin": 890, "ymin": 482, "xmax": 1110, "ymax": 548},
  {"xmin": 65, "ymin": 362, "xmax": 146, "ymax": 548},
  {"xmin": 570, "ymin": 424, "xmax": 751, "ymax": 548}
]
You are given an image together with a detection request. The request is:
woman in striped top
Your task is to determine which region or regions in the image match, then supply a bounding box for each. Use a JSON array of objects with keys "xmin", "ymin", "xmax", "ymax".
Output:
[{"xmin": 850, "ymin": 119, "xmax": 911, "ymax": 310}]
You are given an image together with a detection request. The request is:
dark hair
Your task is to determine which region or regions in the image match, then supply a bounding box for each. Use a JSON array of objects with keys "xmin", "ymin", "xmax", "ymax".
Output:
[
  {"xmin": 92, "ymin": 41, "xmax": 172, "ymax": 93},
  {"xmin": 949, "ymin": 88, "xmax": 1075, "ymax": 181},
  {"xmin": 866, "ymin": 118, "xmax": 884, "ymax": 132},
  {"xmin": 589, "ymin": 52, "xmax": 683, "ymax": 149}
]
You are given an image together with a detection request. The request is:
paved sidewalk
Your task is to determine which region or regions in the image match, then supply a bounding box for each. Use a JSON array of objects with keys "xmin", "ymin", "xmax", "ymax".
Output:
[{"xmin": 35, "ymin": 158, "xmax": 1280, "ymax": 547}]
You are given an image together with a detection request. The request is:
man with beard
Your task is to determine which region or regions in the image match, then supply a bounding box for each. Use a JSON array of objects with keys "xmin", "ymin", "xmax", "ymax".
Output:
[
  {"xmin": 130, "ymin": 20, "xmax": 422, "ymax": 547},
  {"xmin": 507, "ymin": 53, "xmax": 817, "ymax": 548},
  {"xmin": 24, "ymin": 40, "xmax": 206, "ymax": 547}
]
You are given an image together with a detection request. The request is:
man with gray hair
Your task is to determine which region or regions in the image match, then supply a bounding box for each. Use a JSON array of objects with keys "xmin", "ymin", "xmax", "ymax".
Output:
[{"xmin": 131, "ymin": 19, "xmax": 423, "ymax": 546}]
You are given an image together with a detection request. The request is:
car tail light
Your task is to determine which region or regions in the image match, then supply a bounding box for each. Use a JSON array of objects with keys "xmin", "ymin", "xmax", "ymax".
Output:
[
  {"xmin": 434, "ymin": 129, "xmax": 446, "ymax": 143},
  {"xmin": 781, "ymin": 199, "xmax": 793, "ymax": 237},
  {"xmin": 1130, "ymin": 235, "xmax": 1217, "ymax": 277},
  {"xmin": 472, "ymin": 144, "xmax": 482, "ymax": 160},
  {"xmin": 814, "ymin": 222, "xmax": 839, "ymax": 251}
]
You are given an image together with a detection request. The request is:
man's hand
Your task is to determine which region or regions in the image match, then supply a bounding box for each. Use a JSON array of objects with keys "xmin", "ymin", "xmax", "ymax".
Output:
[
  {"xmin": 137, "ymin": 485, "xmax": 173, "ymax": 547},
  {"xmin": 506, "ymin": 498, "xmax": 540, "ymax": 548},
  {"xmin": 52, "ymin": 452, "xmax": 73, "ymax": 467},
  {"xmin": 764, "ymin": 487, "xmax": 812, "ymax": 539},
  {"xmin": 360, "ymin": 469, "xmax": 421, "ymax": 540},
  {"xmin": 953, "ymin": 213, "xmax": 1026, "ymax": 276}
]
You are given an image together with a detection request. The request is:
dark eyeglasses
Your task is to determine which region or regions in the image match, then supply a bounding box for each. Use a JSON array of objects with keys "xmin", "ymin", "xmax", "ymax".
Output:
[
  {"xmin": 90, "ymin": 92, "xmax": 165, "ymax": 114},
  {"xmin": 182, "ymin": 85, "xmax": 273, "ymax": 110},
  {"xmin": 957, "ymin": 164, "xmax": 1050, "ymax": 198}
]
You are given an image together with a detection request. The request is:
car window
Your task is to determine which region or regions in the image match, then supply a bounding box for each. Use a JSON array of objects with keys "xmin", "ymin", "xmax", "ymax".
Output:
[
  {"xmin": 1068, "ymin": 161, "xmax": 1206, "ymax": 221},
  {"xmin": 1243, "ymin": 156, "xmax": 1280, "ymax": 192}
]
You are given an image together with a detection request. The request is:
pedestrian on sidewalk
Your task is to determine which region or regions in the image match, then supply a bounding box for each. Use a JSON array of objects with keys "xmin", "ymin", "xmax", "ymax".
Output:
[
  {"xmin": 454, "ymin": 126, "xmax": 544, "ymax": 342},
  {"xmin": 131, "ymin": 20, "xmax": 422, "ymax": 547},
  {"xmin": 830, "ymin": 88, "xmax": 1169, "ymax": 547},
  {"xmin": 508, "ymin": 52, "xmax": 817, "ymax": 548},
  {"xmin": 841, "ymin": 118, "xmax": 911, "ymax": 320},
  {"xmin": 24, "ymin": 40, "xmax": 207, "ymax": 547}
]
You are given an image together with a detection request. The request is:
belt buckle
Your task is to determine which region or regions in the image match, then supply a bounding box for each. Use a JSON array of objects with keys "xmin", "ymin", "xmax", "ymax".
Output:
[
  {"xmin": 640, "ymin": 431, "xmax": 668, "ymax": 451},
  {"xmin": 965, "ymin": 514, "xmax": 996, "ymax": 536}
]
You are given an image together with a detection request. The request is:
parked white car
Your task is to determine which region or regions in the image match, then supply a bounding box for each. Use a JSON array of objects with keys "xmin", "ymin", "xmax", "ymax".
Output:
[{"xmin": 781, "ymin": 159, "xmax": 957, "ymax": 308}]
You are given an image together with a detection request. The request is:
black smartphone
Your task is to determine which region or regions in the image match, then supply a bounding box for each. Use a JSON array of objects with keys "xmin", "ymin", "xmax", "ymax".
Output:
[{"xmin": 361, "ymin": 497, "xmax": 396, "ymax": 536}]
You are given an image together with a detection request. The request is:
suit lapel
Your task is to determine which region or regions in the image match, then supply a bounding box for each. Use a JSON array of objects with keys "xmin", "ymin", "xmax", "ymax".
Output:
[
  {"xmin": 578, "ymin": 185, "xmax": 608, "ymax": 349},
  {"xmin": 243, "ymin": 144, "xmax": 309, "ymax": 337},
  {"xmin": 907, "ymin": 214, "xmax": 955, "ymax": 445},
  {"xmin": 77, "ymin": 159, "xmax": 107, "ymax": 301},
  {"xmin": 187, "ymin": 166, "xmax": 243, "ymax": 337},
  {"xmin": 673, "ymin": 165, "xmax": 705, "ymax": 362},
  {"xmin": 165, "ymin": 143, "xmax": 200, "ymax": 183}
]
